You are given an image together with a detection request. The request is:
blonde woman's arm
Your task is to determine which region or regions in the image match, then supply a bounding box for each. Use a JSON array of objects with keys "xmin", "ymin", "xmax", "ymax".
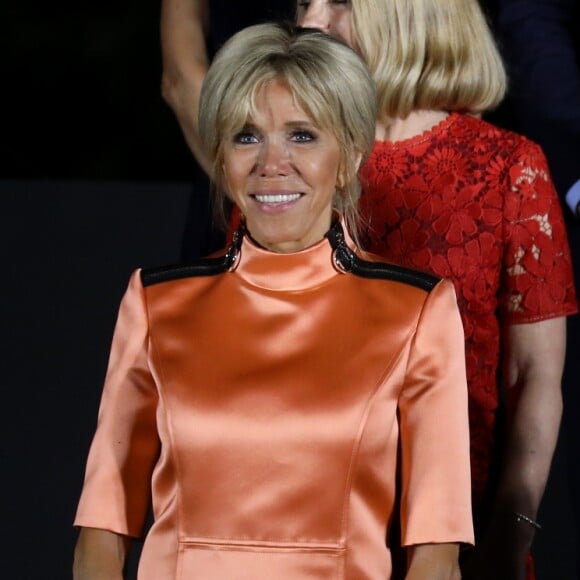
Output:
[
  {"xmin": 475, "ymin": 317, "xmax": 566, "ymax": 580},
  {"xmin": 161, "ymin": 0, "xmax": 212, "ymax": 174},
  {"xmin": 406, "ymin": 543, "xmax": 460, "ymax": 580},
  {"xmin": 73, "ymin": 527, "xmax": 130, "ymax": 580}
]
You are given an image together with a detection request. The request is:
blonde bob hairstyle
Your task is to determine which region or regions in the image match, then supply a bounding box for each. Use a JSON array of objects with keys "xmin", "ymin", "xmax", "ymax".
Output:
[
  {"xmin": 350, "ymin": 0, "xmax": 507, "ymax": 122},
  {"xmin": 198, "ymin": 23, "xmax": 377, "ymax": 237}
]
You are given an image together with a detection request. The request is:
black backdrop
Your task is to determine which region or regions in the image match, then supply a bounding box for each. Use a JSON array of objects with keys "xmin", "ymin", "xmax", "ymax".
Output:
[
  {"xmin": 4, "ymin": 1, "xmax": 195, "ymax": 181},
  {"xmin": 3, "ymin": 1, "xmax": 579, "ymax": 578},
  {"xmin": 1, "ymin": 182, "xmax": 191, "ymax": 577}
]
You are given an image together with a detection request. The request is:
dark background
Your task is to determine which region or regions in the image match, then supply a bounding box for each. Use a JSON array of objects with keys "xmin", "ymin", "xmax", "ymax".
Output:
[
  {"xmin": 3, "ymin": 1, "xmax": 578, "ymax": 578},
  {"xmin": 4, "ymin": 2, "xmax": 195, "ymax": 181}
]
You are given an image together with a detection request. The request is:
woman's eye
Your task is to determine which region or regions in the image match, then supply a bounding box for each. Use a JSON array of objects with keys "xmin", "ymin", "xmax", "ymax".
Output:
[
  {"xmin": 233, "ymin": 132, "xmax": 259, "ymax": 145},
  {"xmin": 297, "ymin": 1, "xmax": 310, "ymax": 7},
  {"xmin": 291, "ymin": 130, "xmax": 317, "ymax": 143}
]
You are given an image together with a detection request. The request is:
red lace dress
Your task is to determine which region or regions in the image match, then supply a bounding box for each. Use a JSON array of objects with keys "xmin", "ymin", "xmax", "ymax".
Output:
[{"xmin": 359, "ymin": 112, "xmax": 577, "ymax": 514}]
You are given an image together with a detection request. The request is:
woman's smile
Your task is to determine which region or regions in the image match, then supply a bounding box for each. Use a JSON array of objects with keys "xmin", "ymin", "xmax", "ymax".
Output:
[{"xmin": 252, "ymin": 191, "xmax": 303, "ymax": 208}]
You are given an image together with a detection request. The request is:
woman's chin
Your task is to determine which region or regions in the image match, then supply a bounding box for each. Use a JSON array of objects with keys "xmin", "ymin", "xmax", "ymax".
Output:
[{"xmin": 247, "ymin": 227, "xmax": 316, "ymax": 254}]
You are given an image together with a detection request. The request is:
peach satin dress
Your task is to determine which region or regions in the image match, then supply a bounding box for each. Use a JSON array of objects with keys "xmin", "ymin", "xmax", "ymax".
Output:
[{"xmin": 75, "ymin": 223, "xmax": 474, "ymax": 579}]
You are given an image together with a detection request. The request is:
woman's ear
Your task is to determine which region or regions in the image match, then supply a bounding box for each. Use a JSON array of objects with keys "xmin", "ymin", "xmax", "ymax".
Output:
[
  {"xmin": 336, "ymin": 152, "xmax": 364, "ymax": 190},
  {"xmin": 219, "ymin": 164, "xmax": 234, "ymax": 201}
]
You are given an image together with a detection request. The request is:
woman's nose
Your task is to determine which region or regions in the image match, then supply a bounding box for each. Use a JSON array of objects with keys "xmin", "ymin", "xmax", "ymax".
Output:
[
  {"xmin": 257, "ymin": 139, "xmax": 290, "ymax": 176},
  {"xmin": 298, "ymin": 2, "xmax": 330, "ymax": 32}
]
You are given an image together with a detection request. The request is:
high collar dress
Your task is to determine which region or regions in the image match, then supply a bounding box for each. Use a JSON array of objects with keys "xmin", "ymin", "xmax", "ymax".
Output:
[{"xmin": 75, "ymin": 223, "xmax": 474, "ymax": 579}]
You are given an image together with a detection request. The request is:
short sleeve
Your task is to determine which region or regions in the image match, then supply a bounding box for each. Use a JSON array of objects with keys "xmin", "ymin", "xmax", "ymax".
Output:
[
  {"xmin": 399, "ymin": 279, "xmax": 474, "ymax": 546},
  {"xmin": 74, "ymin": 270, "xmax": 160, "ymax": 537},
  {"xmin": 501, "ymin": 141, "xmax": 578, "ymax": 323}
]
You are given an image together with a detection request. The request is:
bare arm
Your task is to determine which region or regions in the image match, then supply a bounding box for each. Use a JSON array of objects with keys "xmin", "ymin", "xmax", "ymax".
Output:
[
  {"xmin": 406, "ymin": 543, "xmax": 460, "ymax": 580},
  {"xmin": 160, "ymin": 0, "xmax": 212, "ymax": 173},
  {"xmin": 475, "ymin": 317, "xmax": 566, "ymax": 579},
  {"xmin": 73, "ymin": 527, "xmax": 130, "ymax": 580}
]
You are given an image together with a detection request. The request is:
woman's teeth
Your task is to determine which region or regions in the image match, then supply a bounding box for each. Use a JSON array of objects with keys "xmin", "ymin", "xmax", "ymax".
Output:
[{"xmin": 254, "ymin": 193, "xmax": 301, "ymax": 204}]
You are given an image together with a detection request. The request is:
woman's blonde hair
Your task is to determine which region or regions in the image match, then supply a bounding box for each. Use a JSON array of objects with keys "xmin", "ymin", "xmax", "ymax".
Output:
[
  {"xmin": 199, "ymin": 23, "xmax": 377, "ymax": 237},
  {"xmin": 351, "ymin": 0, "xmax": 507, "ymax": 122}
]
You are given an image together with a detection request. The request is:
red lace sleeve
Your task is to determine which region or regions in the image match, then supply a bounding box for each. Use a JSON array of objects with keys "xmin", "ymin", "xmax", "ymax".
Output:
[{"xmin": 501, "ymin": 140, "xmax": 578, "ymax": 323}]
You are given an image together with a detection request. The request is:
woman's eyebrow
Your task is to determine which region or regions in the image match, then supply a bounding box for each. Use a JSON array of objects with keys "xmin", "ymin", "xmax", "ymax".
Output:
[{"xmin": 284, "ymin": 119, "xmax": 316, "ymax": 128}]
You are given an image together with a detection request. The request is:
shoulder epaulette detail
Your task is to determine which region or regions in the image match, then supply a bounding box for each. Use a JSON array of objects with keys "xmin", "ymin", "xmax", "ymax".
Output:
[
  {"xmin": 326, "ymin": 222, "xmax": 439, "ymax": 292},
  {"xmin": 141, "ymin": 256, "xmax": 228, "ymax": 287},
  {"xmin": 141, "ymin": 227, "xmax": 244, "ymax": 287}
]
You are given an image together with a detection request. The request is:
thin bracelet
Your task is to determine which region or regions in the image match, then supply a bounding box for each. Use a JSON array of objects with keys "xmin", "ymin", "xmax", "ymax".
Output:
[{"xmin": 512, "ymin": 511, "xmax": 542, "ymax": 530}]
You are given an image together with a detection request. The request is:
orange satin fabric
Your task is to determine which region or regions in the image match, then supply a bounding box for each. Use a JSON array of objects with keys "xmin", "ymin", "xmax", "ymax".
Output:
[{"xmin": 75, "ymin": 233, "xmax": 474, "ymax": 579}]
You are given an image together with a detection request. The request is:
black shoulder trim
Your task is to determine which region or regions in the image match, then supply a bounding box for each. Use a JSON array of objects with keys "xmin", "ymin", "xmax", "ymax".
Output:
[
  {"xmin": 326, "ymin": 222, "xmax": 439, "ymax": 292},
  {"xmin": 141, "ymin": 256, "xmax": 228, "ymax": 287},
  {"xmin": 141, "ymin": 226, "xmax": 245, "ymax": 287}
]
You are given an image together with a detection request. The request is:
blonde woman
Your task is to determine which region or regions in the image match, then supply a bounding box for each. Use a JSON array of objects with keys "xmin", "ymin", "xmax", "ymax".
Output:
[
  {"xmin": 298, "ymin": 1, "xmax": 578, "ymax": 579},
  {"xmin": 73, "ymin": 24, "xmax": 473, "ymax": 579}
]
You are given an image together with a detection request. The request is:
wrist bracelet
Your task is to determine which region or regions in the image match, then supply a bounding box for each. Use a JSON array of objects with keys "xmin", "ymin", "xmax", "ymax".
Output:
[{"xmin": 512, "ymin": 511, "xmax": 542, "ymax": 530}]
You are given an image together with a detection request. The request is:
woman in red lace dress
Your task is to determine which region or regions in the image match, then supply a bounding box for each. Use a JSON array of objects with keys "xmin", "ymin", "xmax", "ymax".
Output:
[{"xmin": 298, "ymin": 1, "xmax": 578, "ymax": 579}]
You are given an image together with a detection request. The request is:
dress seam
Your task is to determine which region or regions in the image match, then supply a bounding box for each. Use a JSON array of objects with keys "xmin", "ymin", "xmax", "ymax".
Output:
[{"xmin": 143, "ymin": 282, "xmax": 184, "ymax": 580}]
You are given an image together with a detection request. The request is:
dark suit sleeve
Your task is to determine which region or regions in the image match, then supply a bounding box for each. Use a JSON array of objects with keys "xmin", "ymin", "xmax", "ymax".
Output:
[{"xmin": 497, "ymin": 0, "xmax": 580, "ymax": 207}]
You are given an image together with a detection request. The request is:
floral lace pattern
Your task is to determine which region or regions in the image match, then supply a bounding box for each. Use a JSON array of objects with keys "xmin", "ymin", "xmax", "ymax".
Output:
[{"xmin": 359, "ymin": 113, "xmax": 577, "ymax": 501}]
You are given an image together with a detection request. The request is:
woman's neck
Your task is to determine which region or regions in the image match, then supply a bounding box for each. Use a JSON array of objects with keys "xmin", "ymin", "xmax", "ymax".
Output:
[{"xmin": 375, "ymin": 109, "xmax": 450, "ymax": 142}]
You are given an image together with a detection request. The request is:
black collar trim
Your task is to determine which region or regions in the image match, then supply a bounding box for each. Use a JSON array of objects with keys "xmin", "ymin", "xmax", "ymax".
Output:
[{"xmin": 141, "ymin": 221, "xmax": 439, "ymax": 292}]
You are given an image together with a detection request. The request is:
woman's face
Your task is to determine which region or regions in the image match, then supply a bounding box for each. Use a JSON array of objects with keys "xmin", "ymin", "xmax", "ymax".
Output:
[
  {"xmin": 222, "ymin": 79, "xmax": 342, "ymax": 254},
  {"xmin": 296, "ymin": 0, "xmax": 354, "ymax": 48}
]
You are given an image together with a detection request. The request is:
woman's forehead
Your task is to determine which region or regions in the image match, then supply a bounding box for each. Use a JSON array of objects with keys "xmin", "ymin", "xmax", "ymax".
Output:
[{"xmin": 241, "ymin": 77, "xmax": 333, "ymax": 129}]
